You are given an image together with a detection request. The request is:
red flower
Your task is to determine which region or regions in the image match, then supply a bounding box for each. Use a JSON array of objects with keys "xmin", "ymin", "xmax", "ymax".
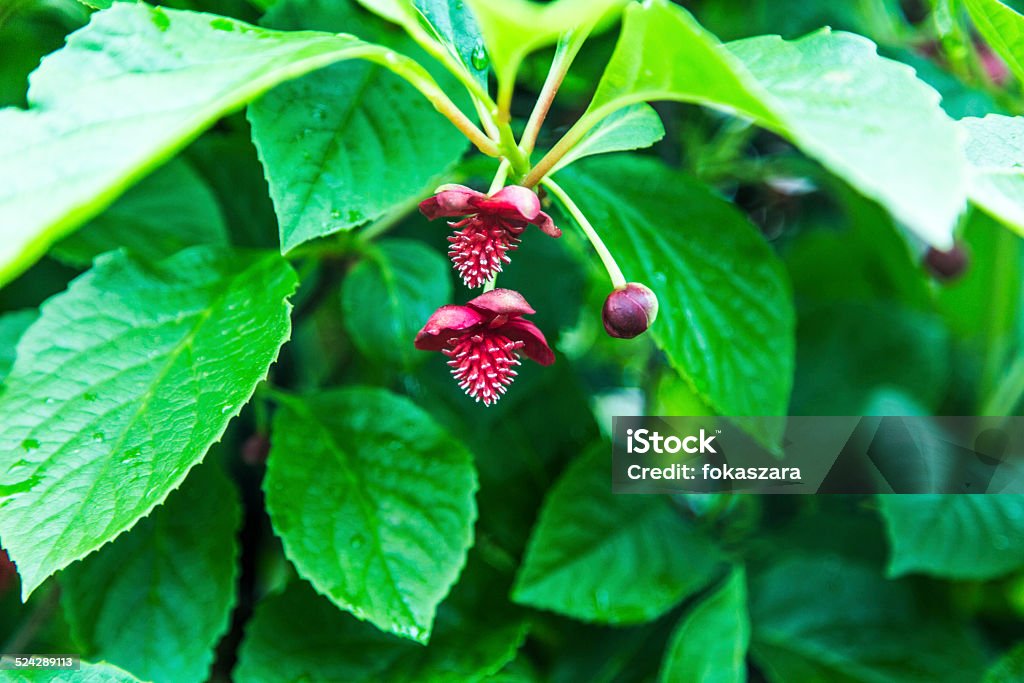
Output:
[
  {"xmin": 415, "ymin": 289, "xmax": 554, "ymax": 405},
  {"xmin": 420, "ymin": 184, "xmax": 561, "ymax": 289}
]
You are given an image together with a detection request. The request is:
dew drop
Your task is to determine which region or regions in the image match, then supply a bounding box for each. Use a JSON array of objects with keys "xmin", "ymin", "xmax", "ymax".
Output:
[
  {"xmin": 21, "ymin": 438, "xmax": 40, "ymax": 451},
  {"xmin": 347, "ymin": 209, "xmax": 364, "ymax": 223},
  {"xmin": 210, "ymin": 17, "xmax": 235, "ymax": 31},
  {"xmin": 92, "ymin": 432, "xmax": 105, "ymax": 444},
  {"xmin": 470, "ymin": 43, "xmax": 489, "ymax": 71},
  {"xmin": 349, "ymin": 533, "xmax": 366, "ymax": 549},
  {"xmin": 83, "ymin": 392, "xmax": 98, "ymax": 402},
  {"xmin": 44, "ymin": 397, "xmax": 55, "ymax": 405},
  {"xmin": 330, "ymin": 209, "xmax": 342, "ymax": 220},
  {"xmin": 221, "ymin": 404, "xmax": 234, "ymax": 415}
]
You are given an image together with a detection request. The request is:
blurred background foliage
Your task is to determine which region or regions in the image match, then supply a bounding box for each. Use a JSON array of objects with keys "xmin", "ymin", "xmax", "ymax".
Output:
[{"xmin": 3, "ymin": 0, "xmax": 1024, "ymax": 681}]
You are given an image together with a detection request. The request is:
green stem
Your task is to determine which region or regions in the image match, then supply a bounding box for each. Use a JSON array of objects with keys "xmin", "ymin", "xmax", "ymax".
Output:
[
  {"xmin": 523, "ymin": 106, "xmax": 610, "ymax": 187},
  {"xmin": 982, "ymin": 355, "xmax": 1024, "ymax": 416},
  {"xmin": 361, "ymin": 50, "xmax": 500, "ymax": 157},
  {"xmin": 542, "ymin": 177, "xmax": 626, "ymax": 288},
  {"xmin": 487, "ymin": 159, "xmax": 511, "ymax": 194},
  {"xmin": 520, "ymin": 29, "xmax": 588, "ymax": 157}
]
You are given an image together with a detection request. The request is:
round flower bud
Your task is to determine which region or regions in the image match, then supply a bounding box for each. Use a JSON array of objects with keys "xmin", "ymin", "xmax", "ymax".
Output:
[
  {"xmin": 924, "ymin": 243, "xmax": 969, "ymax": 281},
  {"xmin": 602, "ymin": 283, "xmax": 659, "ymax": 339}
]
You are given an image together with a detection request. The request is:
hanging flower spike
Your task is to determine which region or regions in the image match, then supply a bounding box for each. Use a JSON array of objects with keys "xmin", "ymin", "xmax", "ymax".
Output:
[
  {"xmin": 420, "ymin": 184, "xmax": 561, "ymax": 288},
  {"xmin": 415, "ymin": 288, "xmax": 555, "ymax": 405}
]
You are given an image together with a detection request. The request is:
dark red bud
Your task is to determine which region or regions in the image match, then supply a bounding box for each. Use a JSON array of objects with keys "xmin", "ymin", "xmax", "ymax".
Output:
[
  {"xmin": 924, "ymin": 243, "xmax": 969, "ymax": 281},
  {"xmin": 241, "ymin": 433, "xmax": 271, "ymax": 466},
  {"xmin": 602, "ymin": 283, "xmax": 659, "ymax": 339}
]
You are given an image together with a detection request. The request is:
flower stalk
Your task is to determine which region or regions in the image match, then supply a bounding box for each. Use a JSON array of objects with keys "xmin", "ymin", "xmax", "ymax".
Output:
[{"xmin": 541, "ymin": 177, "xmax": 626, "ymax": 288}]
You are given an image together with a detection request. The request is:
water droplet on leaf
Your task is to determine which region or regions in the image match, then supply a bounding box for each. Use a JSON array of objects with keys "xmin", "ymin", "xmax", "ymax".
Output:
[
  {"xmin": 21, "ymin": 438, "xmax": 39, "ymax": 451},
  {"xmin": 471, "ymin": 43, "xmax": 489, "ymax": 71}
]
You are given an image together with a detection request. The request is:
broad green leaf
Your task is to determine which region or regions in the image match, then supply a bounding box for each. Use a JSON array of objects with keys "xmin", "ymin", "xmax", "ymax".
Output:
[
  {"xmin": 512, "ymin": 446, "xmax": 723, "ymax": 624},
  {"xmin": 0, "ymin": 310, "xmax": 37, "ymax": 383},
  {"xmin": 463, "ymin": 0, "xmax": 628, "ymax": 92},
  {"xmin": 0, "ymin": 246, "xmax": 297, "ymax": 598},
  {"xmin": 264, "ymin": 388, "xmax": 477, "ymax": 643},
  {"xmin": 692, "ymin": 0, "xmax": 905, "ymax": 44},
  {"xmin": 250, "ymin": 0, "xmax": 469, "ymax": 252},
  {"xmin": 52, "ymin": 160, "xmax": 228, "ymax": 267},
  {"xmin": 750, "ymin": 555, "xmax": 987, "ymax": 682},
  {"xmin": 556, "ymin": 156, "xmax": 794, "ymax": 446},
  {"xmin": 880, "ymin": 496, "xmax": 1024, "ymax": 579},
  {"xmin": 966, "ymin": 0, "xmax": 1024, "ymax": 81},
  {"xmin": 986, "ymin": 644, "xmax": 1024, "ymax": 682},
  {"xmin": 791, "ymin": 303, "xmax": 950, "ymax": 415},
  {"xmin": 960, "ymin": 115, "xmax": 1024, "ymax": 236},
  {"xmin": 341, "ymin": 239, "xmax": 452, "ymax": 367},
  {"xmin": 9, "ymin": 661, "xmax": 142, "ymax": 683},
  {"xmin": 550, "ymin": 104, "xmax": 665, "ymax": 174},
  {"xmin": 659, "ymin": 568, "xmax": 749, "ymax": 683},
  {"xmin": 0, "ymin": 2, "xmax": 448, "ymax": 287},
  {"xmin": 578, "ymin": 0, "xmax": 965, "ymax": 249},
  {"xmin": 235, "ymin": 562, "xmax": 526, "ymax": 682},
  {"xmin": 60, "ymin": 463, "xmax": 241, "ymax": 683}
]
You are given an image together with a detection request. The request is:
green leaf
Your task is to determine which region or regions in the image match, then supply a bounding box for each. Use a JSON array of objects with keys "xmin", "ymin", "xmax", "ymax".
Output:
[
  {"xmin": 659, "ymin": 568, "xmax": 749, "ymax": 683},
  {"xmin": 341, "ymin": 239, "xmax": 452, "ymax": 367},
  {"xmin": 936, "ymin": 210, "xmax": 1022, "ymax": 406},
  {"xmin": 235, "ymin": 561, "xmax": 526, "ymax": 682},
  {"xmin": 0, "ymin": 309, "xmax": 37, "ymax": 383},
  {"xmin": 264, "ymin": 388, "xmax": 477, "ymax": 643},
  {"xmin": 960, "ymin": 115, "xmax": 1024, "ymax": 236},
  {"xmin": 52, "ymin": 160, "xmax": 228, "ymax": 268},
  {"xmin": 8, "ymin": 661, "xmax": 143, "ymax": 683},
  {"xmin": 966, "ymin": 0, "xmax": 1024, "ymax": 82},
  {"xmin": 0, "ymin": 2, "xmax": 446, "ymax": 286},
  {"xmin": 880, "ymin": 496, "xmax": 1024, "ymax": 579},
  {"xmin": 550, "ymin": 103, "xmax": 665, "ymax": 174},
  {"xmin": 60, "ymin": 463, "xmax": 241, "ymax": 683},
  {"xmin": 0, "ymin": 246, "xmax": 297, "ymax": 598},
  {"xmin": 512, "ymin": 446, "xmax": 723, "ymax": 624},
  {"xmin": 414, "ymin": 0, "xmax": 489, "ymax": 87},
  {"xmin": 249, "ymin": 0, "xmax": 469, "ymax": 252},
  {"xmin": 579, "ymin": 0, "xmax": 966, "ymax": 248},
  {"xmin": 556, "ymin": 156, "xmax": 794, "ymax": 446},
  {"xmin": 791, "ymin": 303, "xmax": 950, "ymax": 415},
  {"xmin": 986, "ymin": 644, "xmax": 1024, "ymax": 683},
  {"xmin": 750, "ymin": 555, "xmax": 987, "ymax": 682},
  {"xmin": 463, "ymin": 0, "xmax": 628, "ymax": 92}
]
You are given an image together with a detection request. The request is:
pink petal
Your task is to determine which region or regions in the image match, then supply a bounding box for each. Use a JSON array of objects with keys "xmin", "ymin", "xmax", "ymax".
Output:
[
  {"xmin": 532, "ymin": 211, "xmax": 561, "ymax": 238},
  {"xmin": 419, "ymin": 185, "xmax": 485, "ymax": 220},
  {"xmin": 414, "ymin": 305, "xmax": 484, "ymax": 350},
  {"xmin": 466, "ymin": 288, "xmax": 536, "ymax": 318},
  {"xmin": 471, "ymin": 186, "xmax": 542, "ymax": 222},
  {"xmin": 501, "ymin": 318, "xmax": 555, "ymax": 366}
]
